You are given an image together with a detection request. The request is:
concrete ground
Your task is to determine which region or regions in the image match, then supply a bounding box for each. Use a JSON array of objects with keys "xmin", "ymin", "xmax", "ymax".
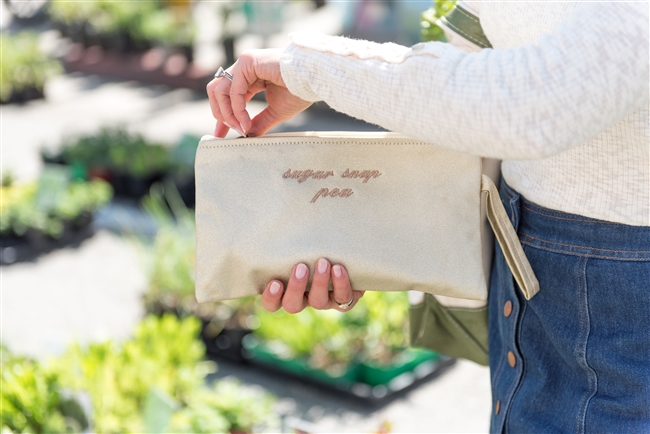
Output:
[{"xmin": 1, "ymin": 2, "xmax": 492, "ymax": 431}]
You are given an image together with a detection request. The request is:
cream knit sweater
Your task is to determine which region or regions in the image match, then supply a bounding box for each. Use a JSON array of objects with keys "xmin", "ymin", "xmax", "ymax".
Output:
[{"xmin": 279, "ymin": 1, "xmax": 649, "ymax": 226}]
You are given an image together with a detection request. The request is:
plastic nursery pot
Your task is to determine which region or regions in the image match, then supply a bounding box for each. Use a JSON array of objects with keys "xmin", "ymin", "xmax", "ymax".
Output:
[
  {"xmin": 359, "ymin": 349, "xmax": 439, "ymax": 387},
  {"xmin": 3, "ymin": 86, "xmax": 44, "ymax": 104},
  {"xmin": 127, "ymin": 173, "xmax": 162, "ymax": 198},
  {"xmin": 109, "ymin": 171, "xmax": 129, "ymax": 197},
  {"xmin": 201, "ymin": 323, "xmax": 251, "ymax": 363},
  {"xmin": 0, "ymin": 233, "xmax": 25, "ymax": 265}
]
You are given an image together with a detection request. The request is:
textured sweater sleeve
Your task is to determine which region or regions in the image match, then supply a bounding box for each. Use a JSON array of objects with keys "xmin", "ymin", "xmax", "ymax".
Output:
[{"xmin": 279, "ymin": 2, "xmax": 648, "ymax": 160}]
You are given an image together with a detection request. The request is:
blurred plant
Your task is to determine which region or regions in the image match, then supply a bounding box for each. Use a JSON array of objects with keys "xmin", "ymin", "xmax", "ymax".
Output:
[
  {"xmin": 1, "ymin": 350, "xmax": 88, "ymax": 433},
  {"xmin": 57, "ymin": 127, "xmax": 172, "ymax": 179},
  {"xmin": 0, "ymin": 170, "xmax": 112, "ymax": 239},
  {"xmin": 421, "ymin": 0, "xmax": 457, "ymax": 42},
  {"xmin": 253, "ymin": 291, "xmax": 412, "ymax": 370},
  {"xmin": 50, "ymin": 314, "xmax": 215, "ymax": 433},
  {"xmin": 140, "ymin": 182, "xmax": 255, "ymax": 325},
  {"xmin": 139, "ymin": 8, "xmax": 195, "ymax": 47},
  {"xmin": 1, "ymin": 171, "xmax": 15, "ymax": 187},
  {"xmin": 49, "ymin": 0, "xmax": 193, "ymax": 49},
  {"xmin": 2, "ymin": 315, "xmax": 277, "ymax": 433},
  {"xmin": 169, "ymin": 379, "xmax": 276, "ymax": 433},
  {"xmin": 343, "ymin": 291, "xmax": 411, "ymax": 365},
  {"xmin": 0, "ymin": 32, "xmax": 61, "ymax": 103},
  {"xmin": 253, "ymin": 307, "xmax": 362, "ymax": 375},
  {"xmin": 48, "ymin": 0, "xmax": 98, "ymax": 27}
]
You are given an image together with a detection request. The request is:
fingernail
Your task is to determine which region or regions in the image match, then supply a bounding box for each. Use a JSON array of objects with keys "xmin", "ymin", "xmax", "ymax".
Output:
[
  {"xmin": 333, "ymin": 265, "xmax": 342, "ymax": 278},
  {"xmin": 269, "ymin": 281, "xmax": 280, "ymax": 295},
  {"xmin": 295, "ymin": 263, "xmax": 308, "ymax": 280},
  {"xmin": 317, "ymin": 258, "xmax": 328, "ymax": 274},
  {"xmin": 224, "ymin": 122, "xmax": 245, "ymax": 137}
]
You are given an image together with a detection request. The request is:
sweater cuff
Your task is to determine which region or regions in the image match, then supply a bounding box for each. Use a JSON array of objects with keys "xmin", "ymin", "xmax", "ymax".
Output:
[
  {"xmin": 279, "ymin": 31, "xmax": 417, "ymax": 103},
  {"xmin": 280, "ymin": 43, "xmax": 322, "ymax": 102}
]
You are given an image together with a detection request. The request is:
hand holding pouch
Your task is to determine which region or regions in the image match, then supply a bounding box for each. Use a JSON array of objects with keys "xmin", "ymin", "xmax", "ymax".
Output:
[{"xmin": 194, "ymin": 132, "xmax": 538, "ymax": 302}]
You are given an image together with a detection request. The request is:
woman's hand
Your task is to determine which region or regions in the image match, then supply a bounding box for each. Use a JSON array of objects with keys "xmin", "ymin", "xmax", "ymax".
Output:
[
  {"xmin": 261, "ymin": 258, "xmax": 365, "ymax": 313},
  {"xmin": 206, "ymin": 48, "xmax": 313, "ymax": 138}
]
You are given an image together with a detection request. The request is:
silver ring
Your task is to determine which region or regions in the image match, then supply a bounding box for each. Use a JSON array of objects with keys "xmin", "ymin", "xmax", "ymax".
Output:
[
  {"xmin": 337, "ymin": 294, "xmax": 355, "ymax": 310},
  {"xmin": 214, "ymin": 66, "xmax": 233, "ymax": 81}
]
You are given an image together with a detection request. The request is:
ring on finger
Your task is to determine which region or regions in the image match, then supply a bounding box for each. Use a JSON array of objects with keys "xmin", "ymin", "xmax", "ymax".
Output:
[
  {"xmin": 214, "ymin": 66, "xmax": 233, "ymax": 81},
  {"xmin": 337, "ymin": 294, "xmax": 355, "ymax": 310}
]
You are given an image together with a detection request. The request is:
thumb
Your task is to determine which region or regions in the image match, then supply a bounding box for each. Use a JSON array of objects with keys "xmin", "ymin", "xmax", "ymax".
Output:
[{"xmin": 248, "ymin": 107, "xmax": 283, "ymax": 137}]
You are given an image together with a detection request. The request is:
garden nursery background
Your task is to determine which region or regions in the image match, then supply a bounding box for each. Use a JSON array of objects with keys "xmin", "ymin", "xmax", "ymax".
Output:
[{"xmin": 1, "ymin": 0, "xmax": 491, "ymax": 432}]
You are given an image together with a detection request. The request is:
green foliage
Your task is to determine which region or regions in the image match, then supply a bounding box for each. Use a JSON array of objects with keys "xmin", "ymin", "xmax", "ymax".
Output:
[
  {"xmin": 0, "ymin": 32, "xmax": 61, "ymax": 103},
  {"xmin": 1, "ymin": 352, "xmax": 86, "ymax": 434},
  {"xmin": 139, "ymin": 9, "xmax": 195, "ymax": 47},
  {"xmin": 344, "ymin": 291, "xmax": 411, "ymax": 364},
  {"xmin": 3, "ymin": 315, "xmax": 277, "ymax": 433},
  {"xmin": 0, "ymin": 174, "xmax": 112, "ymax": 238},
  {"xmin": 58, "ymin": 127, "xmax": 172, "ymax": 178},
  {"xmin": 140, "ymin": 184, "xmax": 255, "ymax": 323},
  {"xmin": 49, "ymin": 0, "xmax": 193, "ymax": 46},
  {"xmin": 254, "ymin": 308, "xmax": 359, "ymax": 371},
  {"xmin": 170, "ymin": 379, "xmax": 276, "ymax": 433},
  {"xmin": 50, "ymin": 314, "xmax": 215, "ymax": 433},
  {"xmin": 140, "ymin": 183, "xmax": 197, "ymax": 314},
  {"xmin": 421, "ymin": 0, "xmax": 457, "ymax": 42},
  {"xmin": 254, "ymin": 291, "xmax": 412, "ymax": 368}
]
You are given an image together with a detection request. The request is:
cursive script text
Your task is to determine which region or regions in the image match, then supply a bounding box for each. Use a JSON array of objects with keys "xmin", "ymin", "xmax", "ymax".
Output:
[
  {"xmin": 283, "ymin": 169, "xmax": 335, "ymax": 183},
  {"xmin": 310, "ymin": 188, "xmax": 354, "ymax": 203}
]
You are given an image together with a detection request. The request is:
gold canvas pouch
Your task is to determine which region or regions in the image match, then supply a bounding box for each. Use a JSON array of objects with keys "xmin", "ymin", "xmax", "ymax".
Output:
[{"xmin": 195, "ymin": 132, "xmax": 538, "ymax": 303}]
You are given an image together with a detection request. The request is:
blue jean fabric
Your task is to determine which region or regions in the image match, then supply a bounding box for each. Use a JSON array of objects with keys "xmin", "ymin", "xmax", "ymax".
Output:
[{"xmin": 489, "ymin": 181, "xmax": 650, "ymax": 433}]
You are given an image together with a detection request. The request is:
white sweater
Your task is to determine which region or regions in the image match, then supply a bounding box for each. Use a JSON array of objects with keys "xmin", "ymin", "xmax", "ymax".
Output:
[{"xmin": 279, "ymin": 1, "xmax": 649, "ymax": 226}]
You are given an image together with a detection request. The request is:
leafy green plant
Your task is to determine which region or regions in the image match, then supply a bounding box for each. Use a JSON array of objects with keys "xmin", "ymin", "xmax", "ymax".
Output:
[
  {"xmin": 48, "ymin": 0, "xmax": 98, "ymax": 26},
  {"xmin": 0, "ymin": 173, "xmax": 112, "ymax": 238},
  {"xmin": 343, "ymin": 291, "xmax": 411, "ymax": 364},
  {"xmin": 50, "ymin": 314, "xmax": 215, "ymax": 433},
  {"xmin": 139, "ymin": 8, "xmax": 195, "ymax": 47},
  {"xmin": 140, "ymin": 183, "xmax": 255, "ymax": 325},
  {"xmin": 421, "ymin": 0, "xmax": 457, "ymax": 42},
  {"xmin": 253, "ymin": 291, "xmax": 413, "ymax": 369},
  {"xmin": 0, "ymin": 32, "xmax": 61, "ymax": 103},
  {"xmin": 1, "ymin": 351, "xmax": 88, "ymax": 433},
  {"xmin": 169, "ymin": 379, "xmax": 275, "ymax": 433},
  {"xmin": 1, "ymin": 315, "xmax": 278, "ymax": 433}
]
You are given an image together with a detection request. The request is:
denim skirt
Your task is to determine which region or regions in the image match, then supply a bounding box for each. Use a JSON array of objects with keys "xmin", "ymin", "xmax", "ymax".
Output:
[{"xmin": 489, "ymin": 181, "xmax": 650, "ymax": 433}]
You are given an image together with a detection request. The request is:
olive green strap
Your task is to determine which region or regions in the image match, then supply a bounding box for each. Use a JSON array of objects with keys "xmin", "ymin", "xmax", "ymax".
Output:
[
  {"xmin": 438, "ymin": 4, "xmax": 493, "ymax": 49},
  {"xmin": 482, "ymin": 175, "xmax": 540, "ymax": 300},
  {"xmin": 410, "ymin": 295, "xmax": 489, "ymax": 366}
]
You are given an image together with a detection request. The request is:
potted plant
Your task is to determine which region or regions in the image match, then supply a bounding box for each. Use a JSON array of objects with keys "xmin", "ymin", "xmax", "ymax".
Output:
[
  {"xmin": 28, "ymin": 314, "xmax": 279, "ymax": 433},
  {"xmin": 0, "ymin": 32, "xmax": 61, "ymax": 104},
  {"xmin": 138, "ymin": 7, "xmax": 196, "ymax": 62},
  {"xmin": 1, "ymin": 349, "xmax": 89, "ymax": 433},
  {"xmin": 140, "ymin": 184, "xmax": 257, "ymax": 362},
  {"xmin": 0, "ymin": 169, "xmax": 112, "ymax": 263},
  {"xmin": 248, "ymin": 290, "xmax": 440, "ymax": 392}
]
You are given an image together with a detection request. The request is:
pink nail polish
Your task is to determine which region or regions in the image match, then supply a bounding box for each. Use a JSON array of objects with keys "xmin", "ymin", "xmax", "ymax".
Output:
[
  {"xmin": 317, "ymin": 258, "xmax": 328, "ymax": 274},
  {"xmin": 224, "ymin": 122, "xmax": 245, "ymax": 137},
  {"xmin": 333, "ymin": 265, "xmax": 342, "ymax": 278},
  {"xmin": 295, "ymin": 263, "xmax": 308, "ymax": 279},
  {"xmin": 269, "ymin": 281, "xmax": 280, "ymax": 295}
]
